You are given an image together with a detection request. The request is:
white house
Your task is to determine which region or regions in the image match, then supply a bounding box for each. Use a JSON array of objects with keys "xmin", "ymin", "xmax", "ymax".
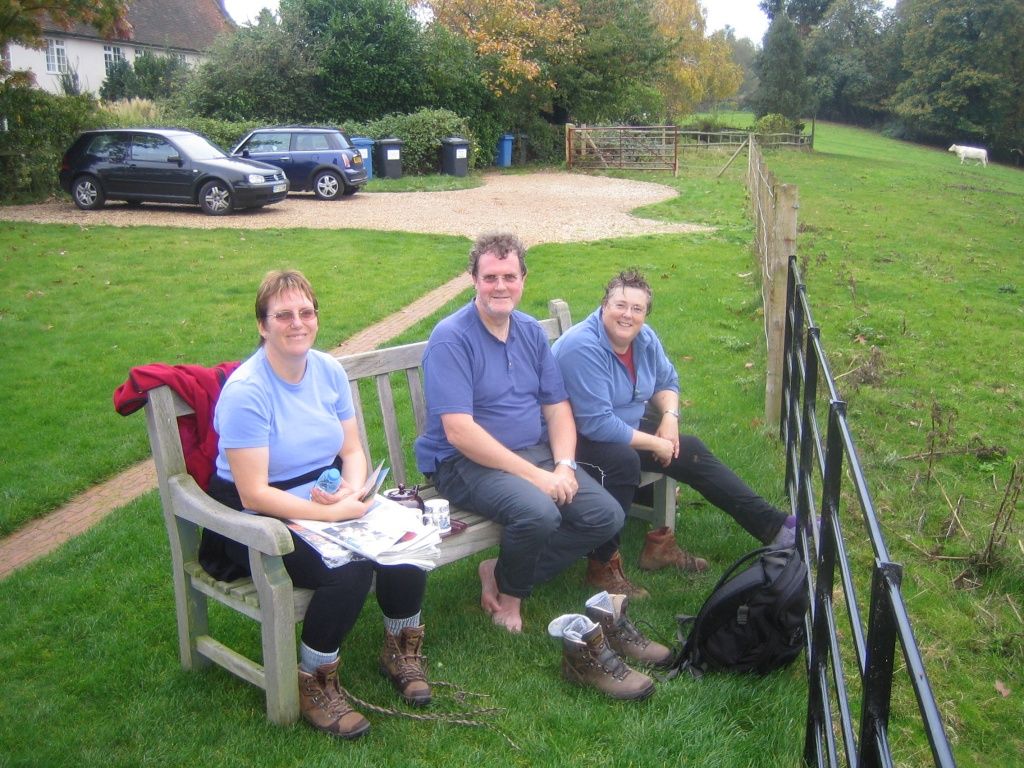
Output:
[{"xmin": 4, "ymin": 0, "xmax": 234, "ymax": 95}]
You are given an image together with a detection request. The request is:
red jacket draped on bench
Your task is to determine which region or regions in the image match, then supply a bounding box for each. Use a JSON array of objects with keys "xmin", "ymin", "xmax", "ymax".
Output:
[{"xmin": 113, "ymin": 362, "xmax": 240, "ymax": 491}]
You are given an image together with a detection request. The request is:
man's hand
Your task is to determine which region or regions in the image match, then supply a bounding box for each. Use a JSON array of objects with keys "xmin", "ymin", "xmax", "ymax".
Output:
[{"xmin": 532, "ymin": 463, "xmax": 578, "ymax": 505}]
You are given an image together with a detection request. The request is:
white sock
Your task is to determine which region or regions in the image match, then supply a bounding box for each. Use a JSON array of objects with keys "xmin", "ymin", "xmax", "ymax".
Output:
[
  {"xmin": 300, "ymin": 641, "xmax": 338, "ymax": 673},
  {"xmin": 384, "ymin": 612, "xmax": 421, "ymax": 635}
]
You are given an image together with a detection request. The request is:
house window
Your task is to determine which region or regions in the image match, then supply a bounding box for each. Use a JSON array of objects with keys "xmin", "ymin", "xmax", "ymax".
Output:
[
  {"xmin": 104, "ymin": 45, "xmax": 126, "ymax": 73},
  {"xmin": 46, "ymin": 39, "xmax": 68, "ymax": 74}
]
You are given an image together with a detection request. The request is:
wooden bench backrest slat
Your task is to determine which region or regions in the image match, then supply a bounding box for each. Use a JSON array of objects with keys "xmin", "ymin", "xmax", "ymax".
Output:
[{"xmin": 375, "ymin": 372, "xmax": 407, "ymax": 483}]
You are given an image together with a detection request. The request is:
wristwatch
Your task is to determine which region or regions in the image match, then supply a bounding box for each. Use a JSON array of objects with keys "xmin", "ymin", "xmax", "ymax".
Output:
[{"xmin": 556, "ymin": 458, "xmax": 578, "ymax": 470}]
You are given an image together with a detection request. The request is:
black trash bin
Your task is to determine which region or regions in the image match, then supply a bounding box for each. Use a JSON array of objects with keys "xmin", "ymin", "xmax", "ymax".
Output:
[
  {"xmin": 440, "ymin": 137, "xmax": 470, "ymax": 177},
  {"xmin": 374, "ymin": 138, "xmax": 404, "ymax": 179}
]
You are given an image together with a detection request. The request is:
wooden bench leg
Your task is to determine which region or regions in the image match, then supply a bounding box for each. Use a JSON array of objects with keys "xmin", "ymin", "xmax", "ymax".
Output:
[
  {"xmin": 252, "ymin": 553, "xmax": 301, "ymax": 725},
  {"xmin": 169, "ymin": 521, "xmax": 210, "ymax": 671},
  {"xmin": 653, "ymin": 475, "xmax": 677, "ymax": 532}
]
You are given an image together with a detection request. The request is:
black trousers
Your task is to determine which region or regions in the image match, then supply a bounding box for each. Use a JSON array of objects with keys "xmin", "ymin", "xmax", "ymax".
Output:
[
  {"xmin": 576, "ymin": 429, "xmax": 787, "ymax": 561},
  {"xmin": 207, "ymin": 473, "xmax": 427, "ymax": 654}
]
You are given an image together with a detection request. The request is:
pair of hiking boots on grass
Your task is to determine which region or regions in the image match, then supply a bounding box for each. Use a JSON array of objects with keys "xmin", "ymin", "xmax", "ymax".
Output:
[
  {"xmin": 298, "ymin": 625, "xmax": 430, "ymax": 740},
  {"xmin": 548, "ymin": 591, "xmax": 675, "ymax": 701}
]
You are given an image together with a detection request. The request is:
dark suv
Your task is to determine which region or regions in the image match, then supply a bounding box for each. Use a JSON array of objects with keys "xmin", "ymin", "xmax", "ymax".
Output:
[
  {"xmin": 59, "ymin": 128, "xmax": 289, "ymax": 215},
  {"xmin": 232, "ymin": 127, "xmax": 368, "ymax": 200}
]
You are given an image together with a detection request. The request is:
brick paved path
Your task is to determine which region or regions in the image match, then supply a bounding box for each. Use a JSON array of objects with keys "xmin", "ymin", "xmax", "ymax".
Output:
[{"xmin": 0, "ymin": 272, "xmax": 472, "ymax": 580}]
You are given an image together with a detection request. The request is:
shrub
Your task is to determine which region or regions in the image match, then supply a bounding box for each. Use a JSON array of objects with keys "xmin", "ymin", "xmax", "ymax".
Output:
[
  {"xmin": 0, "ymin": 86, "xmax": 101, "ymax": 203},
  {"xmin": 339, "ymin": 108, "xmax": 476, "ymax": 175},
  {"xmin": 753, "ymin": 113, "xmax": 797, "ymax": 137}
]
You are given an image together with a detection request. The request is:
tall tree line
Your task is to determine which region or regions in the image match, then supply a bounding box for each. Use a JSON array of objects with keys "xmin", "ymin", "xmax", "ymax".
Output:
[{"xmin": 754, "ymin": 0, "xmax": 1024, "ymax": 158}]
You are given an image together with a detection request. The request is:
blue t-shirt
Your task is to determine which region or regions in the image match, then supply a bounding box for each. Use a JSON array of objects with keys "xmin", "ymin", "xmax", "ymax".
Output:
[
  {"xmin": 414, "ymin": 301, "xmax": 568, "ymax": 473},
  {"xmin": 214, "ymin": 346, "xmax": 355, "ymax": 498}
]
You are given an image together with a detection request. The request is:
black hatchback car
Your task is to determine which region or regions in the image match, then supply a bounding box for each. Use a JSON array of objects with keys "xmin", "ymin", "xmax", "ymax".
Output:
[
  {"xmin": 59, "ymin": 128, "xmax": 289, "ymax": 215},
  {"xmin": 231, "ymin": 127, "xmax": 368, "ymax": 200}
]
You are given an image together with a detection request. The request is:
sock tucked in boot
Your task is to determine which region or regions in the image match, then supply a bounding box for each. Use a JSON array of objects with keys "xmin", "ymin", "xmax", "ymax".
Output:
[
  {"xmin": 547, "ymin": 614, "xmax": 655, "ymax": 701},
  {"xmin": 585, "ymin": 591, "xmax": 673, "ymax": 668},
  {"xmin": 585, "ymin": 551, "xmax": 650, "ymax": 599},
  {"xmin": 638, "ymin": 526, "xmax": 709, "ymax": 572},
  {"xmin": 379, "ymin": 625, "xmax": 432, "ymax": 706},
  {"xmin": 298, "ymin": 659, "xmax": 370, "ymax": 740}
]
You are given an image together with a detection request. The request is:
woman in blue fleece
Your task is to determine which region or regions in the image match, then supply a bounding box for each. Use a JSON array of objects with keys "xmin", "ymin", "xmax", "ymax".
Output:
[{"xmin": 551, "ymin": 269, "xmax": 794, "ymax": 598}]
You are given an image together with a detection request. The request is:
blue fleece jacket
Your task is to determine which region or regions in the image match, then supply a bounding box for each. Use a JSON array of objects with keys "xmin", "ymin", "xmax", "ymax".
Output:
[{"xmin": 551, "ymin": 307, "xmax": 679, "ymax": 444}]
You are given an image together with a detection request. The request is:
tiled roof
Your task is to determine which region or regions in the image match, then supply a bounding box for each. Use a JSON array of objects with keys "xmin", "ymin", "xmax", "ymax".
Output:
[{"xmin": 45, "ymin": 0, "xmax": 235, "ymax": 54}]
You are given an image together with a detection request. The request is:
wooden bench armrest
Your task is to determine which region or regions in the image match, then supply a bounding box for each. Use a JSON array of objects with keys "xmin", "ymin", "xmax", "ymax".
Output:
[{"xmin": 166, "ymin": 474, "xmax": 295, "ymax": 557}]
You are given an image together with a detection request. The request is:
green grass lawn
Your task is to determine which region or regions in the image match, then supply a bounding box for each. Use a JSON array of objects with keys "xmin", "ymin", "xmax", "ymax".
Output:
[{"xmin": 1, "ymin": 122, "xmax": 1021, "ymax": 766}]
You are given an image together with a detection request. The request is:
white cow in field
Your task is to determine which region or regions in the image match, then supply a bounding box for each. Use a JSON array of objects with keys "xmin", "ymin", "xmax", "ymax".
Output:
[{"xmin": 949, "ymin": 144, "xmax": 988, "ymax": 166}]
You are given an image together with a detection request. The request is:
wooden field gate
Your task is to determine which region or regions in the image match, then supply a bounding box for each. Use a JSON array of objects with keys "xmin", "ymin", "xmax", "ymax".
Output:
[{"xmin": 565, "ymin": 124, "xmax": 679, "ymax": 175}]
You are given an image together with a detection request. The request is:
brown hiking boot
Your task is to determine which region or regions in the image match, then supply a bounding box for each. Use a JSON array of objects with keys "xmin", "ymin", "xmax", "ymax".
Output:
[
  {"xmin": 585, "ymin": 591, "xmax": 674, "ymax": 669},
  {"xmin": 548, "ymin": 614, "xmax": 655, "ymax": 701},
  {"xmin": 638, "ymin": 526, "xmax": 709, "ymax": 573},
  {"xmin": 585, "ymin": 551, "xmax": 650, "ymax": 599},
  {"xmin": 298, "ymin": 659, "xmax": 370, "ymax": 740},
  {"xmin": 379, "ymin": 625, "xmax": 432, "ymax": 706}
]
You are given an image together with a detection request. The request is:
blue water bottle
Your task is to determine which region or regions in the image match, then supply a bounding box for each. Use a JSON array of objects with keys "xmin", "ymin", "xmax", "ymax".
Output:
[{"xmin": 312, "ymin": 468, "xmax": 341, "ymax": 497}]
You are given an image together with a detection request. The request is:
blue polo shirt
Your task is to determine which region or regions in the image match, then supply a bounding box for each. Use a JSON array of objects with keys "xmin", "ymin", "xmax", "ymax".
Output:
[
  {"xmin": 414, "ymin": 300, "xmax": 568, "ymax": 473},
  {"xmin": 552, "ymin": 307, "xmax": 679, "ymax": 444}
]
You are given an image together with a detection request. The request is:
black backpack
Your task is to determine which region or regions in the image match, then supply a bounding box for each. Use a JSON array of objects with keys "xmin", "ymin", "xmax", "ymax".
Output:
[{"xmin": 672, "ymin": 546, "xmax": 809, "ymax": 677}]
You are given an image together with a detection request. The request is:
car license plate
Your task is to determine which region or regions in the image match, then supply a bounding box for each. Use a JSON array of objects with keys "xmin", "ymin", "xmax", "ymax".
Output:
[{"xmin": 273, "ymin": 183, "xmax": 286, "ymax": 193}]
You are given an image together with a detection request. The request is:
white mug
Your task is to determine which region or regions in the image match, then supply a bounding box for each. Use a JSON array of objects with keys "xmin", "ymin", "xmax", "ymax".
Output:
[{"xmin": 424, "ymin": 498, "xmax": 451, "ymax": 533}]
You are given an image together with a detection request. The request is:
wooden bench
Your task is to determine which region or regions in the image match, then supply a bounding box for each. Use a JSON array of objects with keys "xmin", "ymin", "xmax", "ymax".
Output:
[{"xmin": 142, "ymin": 298, "xmax": 676, "ymax": 725}]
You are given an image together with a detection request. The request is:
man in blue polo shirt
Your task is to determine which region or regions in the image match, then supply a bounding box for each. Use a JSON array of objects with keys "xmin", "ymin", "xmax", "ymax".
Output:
[{"xmin": 415, "ymin": 232, "xmax": 622, "ymax": 633}]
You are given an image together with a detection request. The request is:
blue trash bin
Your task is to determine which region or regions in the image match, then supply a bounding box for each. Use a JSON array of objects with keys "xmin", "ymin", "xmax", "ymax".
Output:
[
  {"xmin": 495, "ymin": 133, "xmax": 514, "ymax": 167},
  {"xmin": 351, "ymin": 137, "xmax": 375, "ymax": 180}
]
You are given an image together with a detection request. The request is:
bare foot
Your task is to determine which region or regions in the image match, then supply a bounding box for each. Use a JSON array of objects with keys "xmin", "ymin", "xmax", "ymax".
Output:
[
  {"xmin": 478, "ymin": 558, "xmax": 500, "ymax": 614},
  {"xmin": 490, "ymin": 593, "xmax": 523, "ymax": 633}
]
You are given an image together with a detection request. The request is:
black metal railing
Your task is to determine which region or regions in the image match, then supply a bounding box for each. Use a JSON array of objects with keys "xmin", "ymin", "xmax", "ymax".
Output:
[{"xmin": 780, "ymin": 256, "xmax": 956, "ymax": 767}]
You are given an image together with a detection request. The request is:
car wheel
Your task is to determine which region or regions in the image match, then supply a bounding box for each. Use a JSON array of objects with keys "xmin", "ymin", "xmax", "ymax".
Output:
[
  {"xmin": 313, "ymin": 170, "xmax": 342, "ymax": 200},
  {"xmin": 199, "ymin": 180, "xmax": 233, "ymax": 215},
  {"xmin": 72, "ymin": 175, "xmax": 105, "ymax": 210},
  {"xmin": 342, "ymin": 184, "xmax": 358, "ymax": 197}
]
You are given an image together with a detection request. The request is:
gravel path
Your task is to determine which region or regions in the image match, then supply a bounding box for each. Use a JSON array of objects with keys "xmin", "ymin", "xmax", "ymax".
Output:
[{"xmin": 0, "ymin": 171, "xmax": 710, "ymax": 245}]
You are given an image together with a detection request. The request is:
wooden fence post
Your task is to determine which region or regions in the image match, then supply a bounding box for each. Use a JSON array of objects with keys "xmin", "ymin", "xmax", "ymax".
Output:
[
  {"xmin": 765, "ymin": 182, "xmax": 798, "ymax": 426},
  {"xmin": 565, "ymin": 124, "xmax": 574, "ymax": 170}
]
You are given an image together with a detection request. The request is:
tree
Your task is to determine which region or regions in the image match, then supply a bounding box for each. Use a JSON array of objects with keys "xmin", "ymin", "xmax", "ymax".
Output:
[
  {"xmin": 428, "ymin": 0, "xmax": 580, "ymax": 98},
  {"xmin": 0, "ymin": 0, "xmax": 131, "ymax": 48},
  {"xmin": 752, "ymin": 12, "xmax": 810, "ymax": 119},
  {"xmin": 889, "ymin": 0, "xmax": 1024, "ymax": 154},
  {"xmin": 723, "ymin": 27, "xmax": 760, "ymax": 108},
  {"xmin": 99, "ymin": 58, "xmax": 136, "ymax": 101},
  {"xmin": 805, "ymin": 0, "xmax": 889, "ymax": 124},
  {"xmin": 655, "ymin": 0, "xmax": 743, "ymax": 117},
  {"xmin": 285, "ymin": 0, "xmax": 428, "ymax": 121},
  {"xmin": 545, "ymin": 0, "xmax": 671, "ymax": 124},
  {"xmin": 180, "ymin": 9, "xmax": 321, "ymax": 121},
  {"xmin": 701, "ymin": 31, "xmax": 744, "ymax": 110},
  {"xmin": 1, "ymin": 0, "xmax": 131, "ymax": 85}
]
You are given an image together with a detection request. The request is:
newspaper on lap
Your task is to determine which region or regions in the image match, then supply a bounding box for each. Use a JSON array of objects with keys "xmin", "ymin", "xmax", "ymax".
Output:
[{"xmin": 290, "ymin": 491, "xmax": 441, "ymax": 570}]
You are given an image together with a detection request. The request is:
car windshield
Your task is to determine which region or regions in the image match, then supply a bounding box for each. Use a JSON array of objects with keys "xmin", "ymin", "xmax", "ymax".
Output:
[{"xmin": 172, "ymin": 133, "xmax": 228, "ymax": 160}]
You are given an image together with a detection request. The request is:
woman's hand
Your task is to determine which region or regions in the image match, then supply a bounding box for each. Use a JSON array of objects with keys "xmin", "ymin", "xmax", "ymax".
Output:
[
  {"xmin": 309, "ymin": 477, "xmax": 358, "ymax": 505},
  {"xmin": 647, "ymin": 435, "xmax": 675, "ymax": 467},
  {"xmin": 322, "ymin": 494, "xmax": 373, "ymax": 522}
]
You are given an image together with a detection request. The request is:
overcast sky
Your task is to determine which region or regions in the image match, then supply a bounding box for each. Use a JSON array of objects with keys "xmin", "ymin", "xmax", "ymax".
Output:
[{"xmin": 223, "ymin": 1, "xmax": 896, "ymax": 46}]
